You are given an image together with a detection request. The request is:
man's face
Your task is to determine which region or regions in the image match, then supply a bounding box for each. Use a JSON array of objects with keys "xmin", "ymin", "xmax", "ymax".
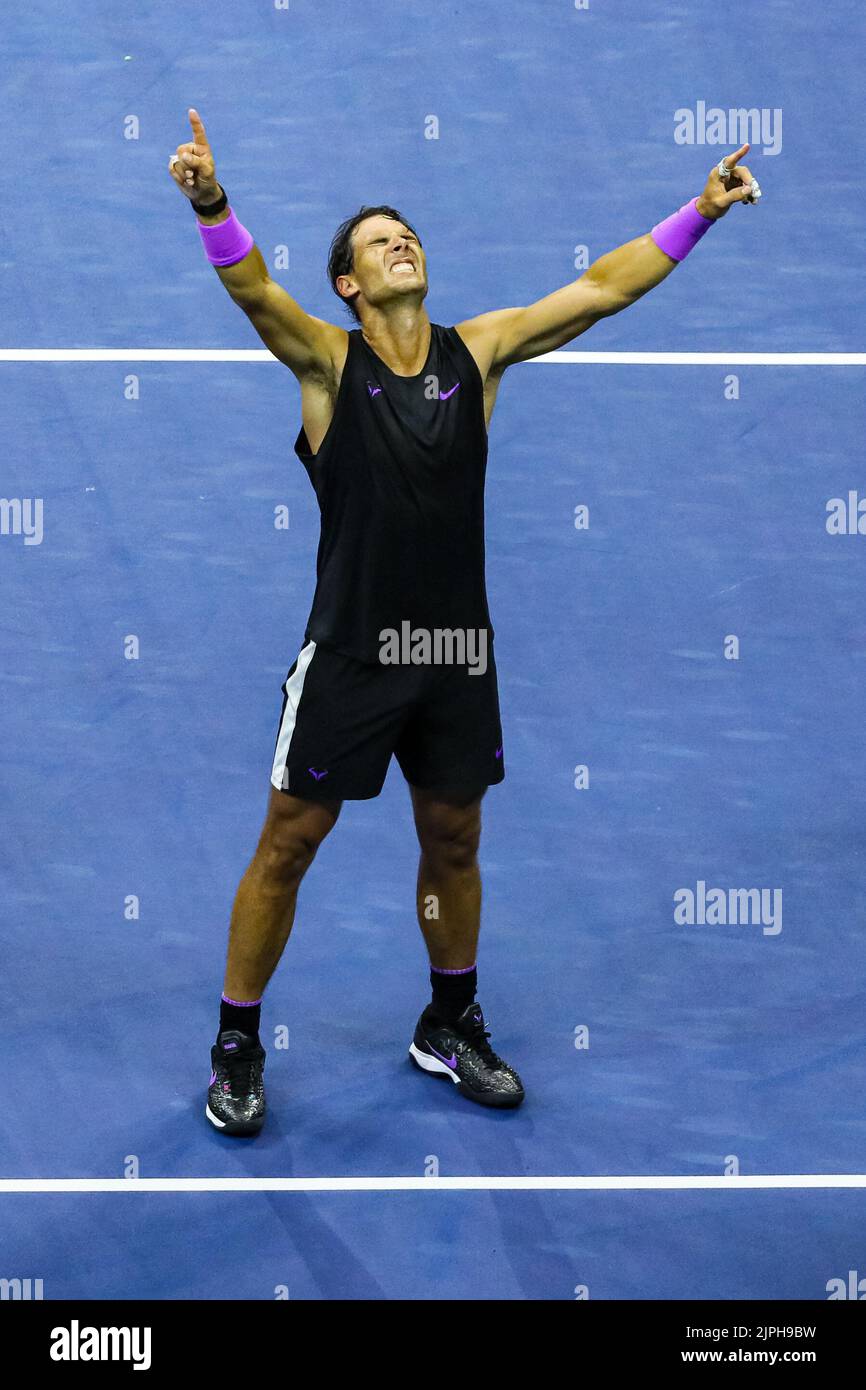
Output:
[{"xmin": 337, "ymin": 215, "xmax": 427, "ymax": 316}]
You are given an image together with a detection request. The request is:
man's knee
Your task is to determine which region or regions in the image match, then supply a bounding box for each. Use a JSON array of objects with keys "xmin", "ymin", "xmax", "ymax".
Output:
[
  {"xmin": 413, "ymin": 793, "xmax": 483, "ymax": 872},
  {"xmin": 255, "ymin": 790, "xmax": 340, "ymax": 884}
]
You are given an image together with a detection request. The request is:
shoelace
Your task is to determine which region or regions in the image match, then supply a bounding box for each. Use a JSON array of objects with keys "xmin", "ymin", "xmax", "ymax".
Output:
[
  {"xmin": 218, "ymin": 1050, "xmax": 263, "ymax": 1100},
  {"xmin": 462, "ymin": 1014, "xmax": 500, "ymax": 1068}
]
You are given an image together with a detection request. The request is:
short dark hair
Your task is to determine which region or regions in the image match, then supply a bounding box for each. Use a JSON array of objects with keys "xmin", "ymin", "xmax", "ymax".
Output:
[{"xmin": 327, "ymin": 205, "xmax": 422, "ymax": 323}]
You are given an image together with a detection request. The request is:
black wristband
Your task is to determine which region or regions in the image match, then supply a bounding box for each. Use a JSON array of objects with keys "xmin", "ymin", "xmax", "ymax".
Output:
[{"xmin": 191, "ymin": 183, "xmax": 228, "ymax": 217}]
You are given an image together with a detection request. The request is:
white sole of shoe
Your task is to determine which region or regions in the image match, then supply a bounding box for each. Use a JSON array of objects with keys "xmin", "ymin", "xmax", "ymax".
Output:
[{"xmin": 409, "ymin": 1042, "xmax": 461, "ymax": 1084}]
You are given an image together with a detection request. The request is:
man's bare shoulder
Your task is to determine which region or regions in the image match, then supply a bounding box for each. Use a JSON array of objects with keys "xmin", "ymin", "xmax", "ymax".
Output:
[
  {"xmin": 297, "ymin": 315, "xmax": 350, "ymax": 386},
  {"xmin": 453, "ymin": 309, "xmax": 522, "ymax": 380},
  {"xmin": 315, "ymin": 317, "xmax": 351, "ymax": 375}
]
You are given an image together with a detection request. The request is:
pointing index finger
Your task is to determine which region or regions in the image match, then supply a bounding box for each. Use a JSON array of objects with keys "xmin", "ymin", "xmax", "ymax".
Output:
[
  {"xmin": 722, "ymin": 142, "xmax": 750, "ymax": 171},
  {"xmin": 188, "ymin": 107, "xmax": 210, "ymax": 153}
]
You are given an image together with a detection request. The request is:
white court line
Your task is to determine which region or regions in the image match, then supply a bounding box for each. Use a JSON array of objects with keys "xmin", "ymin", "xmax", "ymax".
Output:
[
  {"xmin": 0, "ymin": 349, "xmax": 864, "ymax": 365},
  {"xmin": 1, "ymin": 1175, "xmax": 865, "ymax": 1193}
]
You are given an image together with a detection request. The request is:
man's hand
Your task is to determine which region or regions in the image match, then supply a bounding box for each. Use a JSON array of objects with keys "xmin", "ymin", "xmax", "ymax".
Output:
[
  {"xmin": 168, "ymin": 108, "xmax": 222, "ymax": 209},
  {"xmin": 695, "ymin": 143, "xmax": 759, "ymax": 220}
]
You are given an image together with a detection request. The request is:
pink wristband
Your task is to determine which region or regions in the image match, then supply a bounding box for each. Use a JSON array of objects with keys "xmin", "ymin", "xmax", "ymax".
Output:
[
  {"xmin": 650, "ymin": 198, "xmax": 714, "ymax": 262},
  {"xmin": 197, "ymin": 208, "xmax": 254, "ymax": 267}
]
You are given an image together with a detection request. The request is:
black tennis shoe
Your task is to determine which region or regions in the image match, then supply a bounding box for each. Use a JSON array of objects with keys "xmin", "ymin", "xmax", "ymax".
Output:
[
  {"xmin": 206, "ymin": 1030, "xmax": 266, "ymax": 1136},
  {"xmin": 409, "ymin": 1001, "xmax": 525, "ymax": 1108}
]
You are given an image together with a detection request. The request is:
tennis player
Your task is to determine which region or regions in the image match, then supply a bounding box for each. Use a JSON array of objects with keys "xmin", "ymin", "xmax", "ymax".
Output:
[{"xmin": 169, "ymin": 108, "xmax": 759, "ymax": 1134}]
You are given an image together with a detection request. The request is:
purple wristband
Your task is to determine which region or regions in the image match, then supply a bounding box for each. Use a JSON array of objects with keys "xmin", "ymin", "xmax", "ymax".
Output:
[
  {"xmin": 197, "ymin": 208, "xmax": 254, "ymax": 267},
  {"xmin": 649, "ymin": 198, "xmax": 714, "ymax": 263}
]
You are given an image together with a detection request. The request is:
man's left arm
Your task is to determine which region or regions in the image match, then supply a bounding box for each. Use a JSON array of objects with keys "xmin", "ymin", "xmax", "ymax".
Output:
[{"xmin": 458, "ymin": 145, "xmax": 759, "ymax": 375}]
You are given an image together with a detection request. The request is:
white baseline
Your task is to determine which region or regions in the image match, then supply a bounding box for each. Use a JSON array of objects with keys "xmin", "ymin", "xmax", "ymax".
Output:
[
  {"xmin": 0, "ymin": 350, "xmax": 864, "ymax": 366},
  {"xmin": 1, "ymin": 1175, "xmax": 865, "ymax": 1193}
]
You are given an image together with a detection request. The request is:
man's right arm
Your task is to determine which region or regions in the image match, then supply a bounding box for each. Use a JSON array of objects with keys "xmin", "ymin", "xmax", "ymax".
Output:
[{"xmin": 169, "ymin": 109, "xmax": 345, "ymax": 381}]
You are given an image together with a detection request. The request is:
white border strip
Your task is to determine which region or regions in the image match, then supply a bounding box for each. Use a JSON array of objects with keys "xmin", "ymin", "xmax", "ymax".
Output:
[
  {"xmin": 1, "ymin": 1175, "xmax": 865, "ymax": 1193},
  {"xmin": 0, "ymin": 349, "xmax": 864, "ymax": 366}
]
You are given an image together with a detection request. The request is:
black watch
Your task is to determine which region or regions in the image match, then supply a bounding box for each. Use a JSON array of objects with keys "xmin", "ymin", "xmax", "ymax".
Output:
[{"xmin": 191, "ymin": 184, "xmax": 228, "ymax": 217}]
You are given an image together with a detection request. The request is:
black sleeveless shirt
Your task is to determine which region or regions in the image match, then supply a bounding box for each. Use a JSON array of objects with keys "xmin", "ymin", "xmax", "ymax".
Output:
[{"xmin": 295, "ymin": 323, "xmax": 493, "ymax": 664}]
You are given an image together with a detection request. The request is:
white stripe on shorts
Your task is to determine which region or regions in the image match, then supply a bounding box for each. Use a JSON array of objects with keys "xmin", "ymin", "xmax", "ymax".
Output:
[{"xmin": 270, "ymin": 639, "xmax": 317, "ymax": 792}]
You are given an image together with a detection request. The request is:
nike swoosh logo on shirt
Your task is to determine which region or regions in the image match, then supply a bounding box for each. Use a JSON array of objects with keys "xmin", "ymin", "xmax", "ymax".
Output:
[
  {"xmin": 367, "ymin": 381, "xmax": 382, "ymax": 397},
  {"xmin": 439, "ymin": 383, "xmax": 460, "ymax": 400}
]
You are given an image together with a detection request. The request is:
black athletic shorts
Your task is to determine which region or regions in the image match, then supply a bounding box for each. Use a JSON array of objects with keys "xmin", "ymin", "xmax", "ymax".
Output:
[{"xmin": 270, "ymin": 639, "xmax": 505, "ymax": 801}]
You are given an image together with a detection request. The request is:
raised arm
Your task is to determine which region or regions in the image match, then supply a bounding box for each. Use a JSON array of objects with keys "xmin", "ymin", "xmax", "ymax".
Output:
[
  {"xmin": 457, "ymin": 146, "xmax": 759, "ymax": 376},
  {"xmin": 168, "ymin": 109, "xmax": 345, "ymax": 380}
]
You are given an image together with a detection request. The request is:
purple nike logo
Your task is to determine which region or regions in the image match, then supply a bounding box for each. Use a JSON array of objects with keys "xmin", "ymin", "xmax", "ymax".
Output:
[
  {"xmin": 209, "ymin": 1071, "xmax": 216, "ymax": 1086},
  {"xmin": 439, "ymin": 382, "xmax": 460, "ymax": 400},
  {"xmin": 429, "ymin": 1044, "xmax": 458, "ymax": 1070},
  {"xmin": 308, "ymin": 767, "xmax": 329, "ymax": 781},
  {"xmin": 495, "ymin": 746, "xmax": 503, "ymax": 759},
  {"xmin": 367, "ymin": 381, "xmax": 382, "ymax": 397}
]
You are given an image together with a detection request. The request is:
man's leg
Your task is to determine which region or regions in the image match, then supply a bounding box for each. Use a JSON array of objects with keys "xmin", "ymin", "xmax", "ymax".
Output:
[
  {"xmin": 207, "ymin": 786, "xmax": 340, "ymax": 1136},
  {"xmin": 410, "ymin": 784, "xmax": 484, "ymax": 970},
  {"xmin": 223, "ymin": 785, "xmax": 341, "ymax": 1002},
  {"xmin": 407, "ymin": 783, "xmax": 524, "ymax": 1107}
]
